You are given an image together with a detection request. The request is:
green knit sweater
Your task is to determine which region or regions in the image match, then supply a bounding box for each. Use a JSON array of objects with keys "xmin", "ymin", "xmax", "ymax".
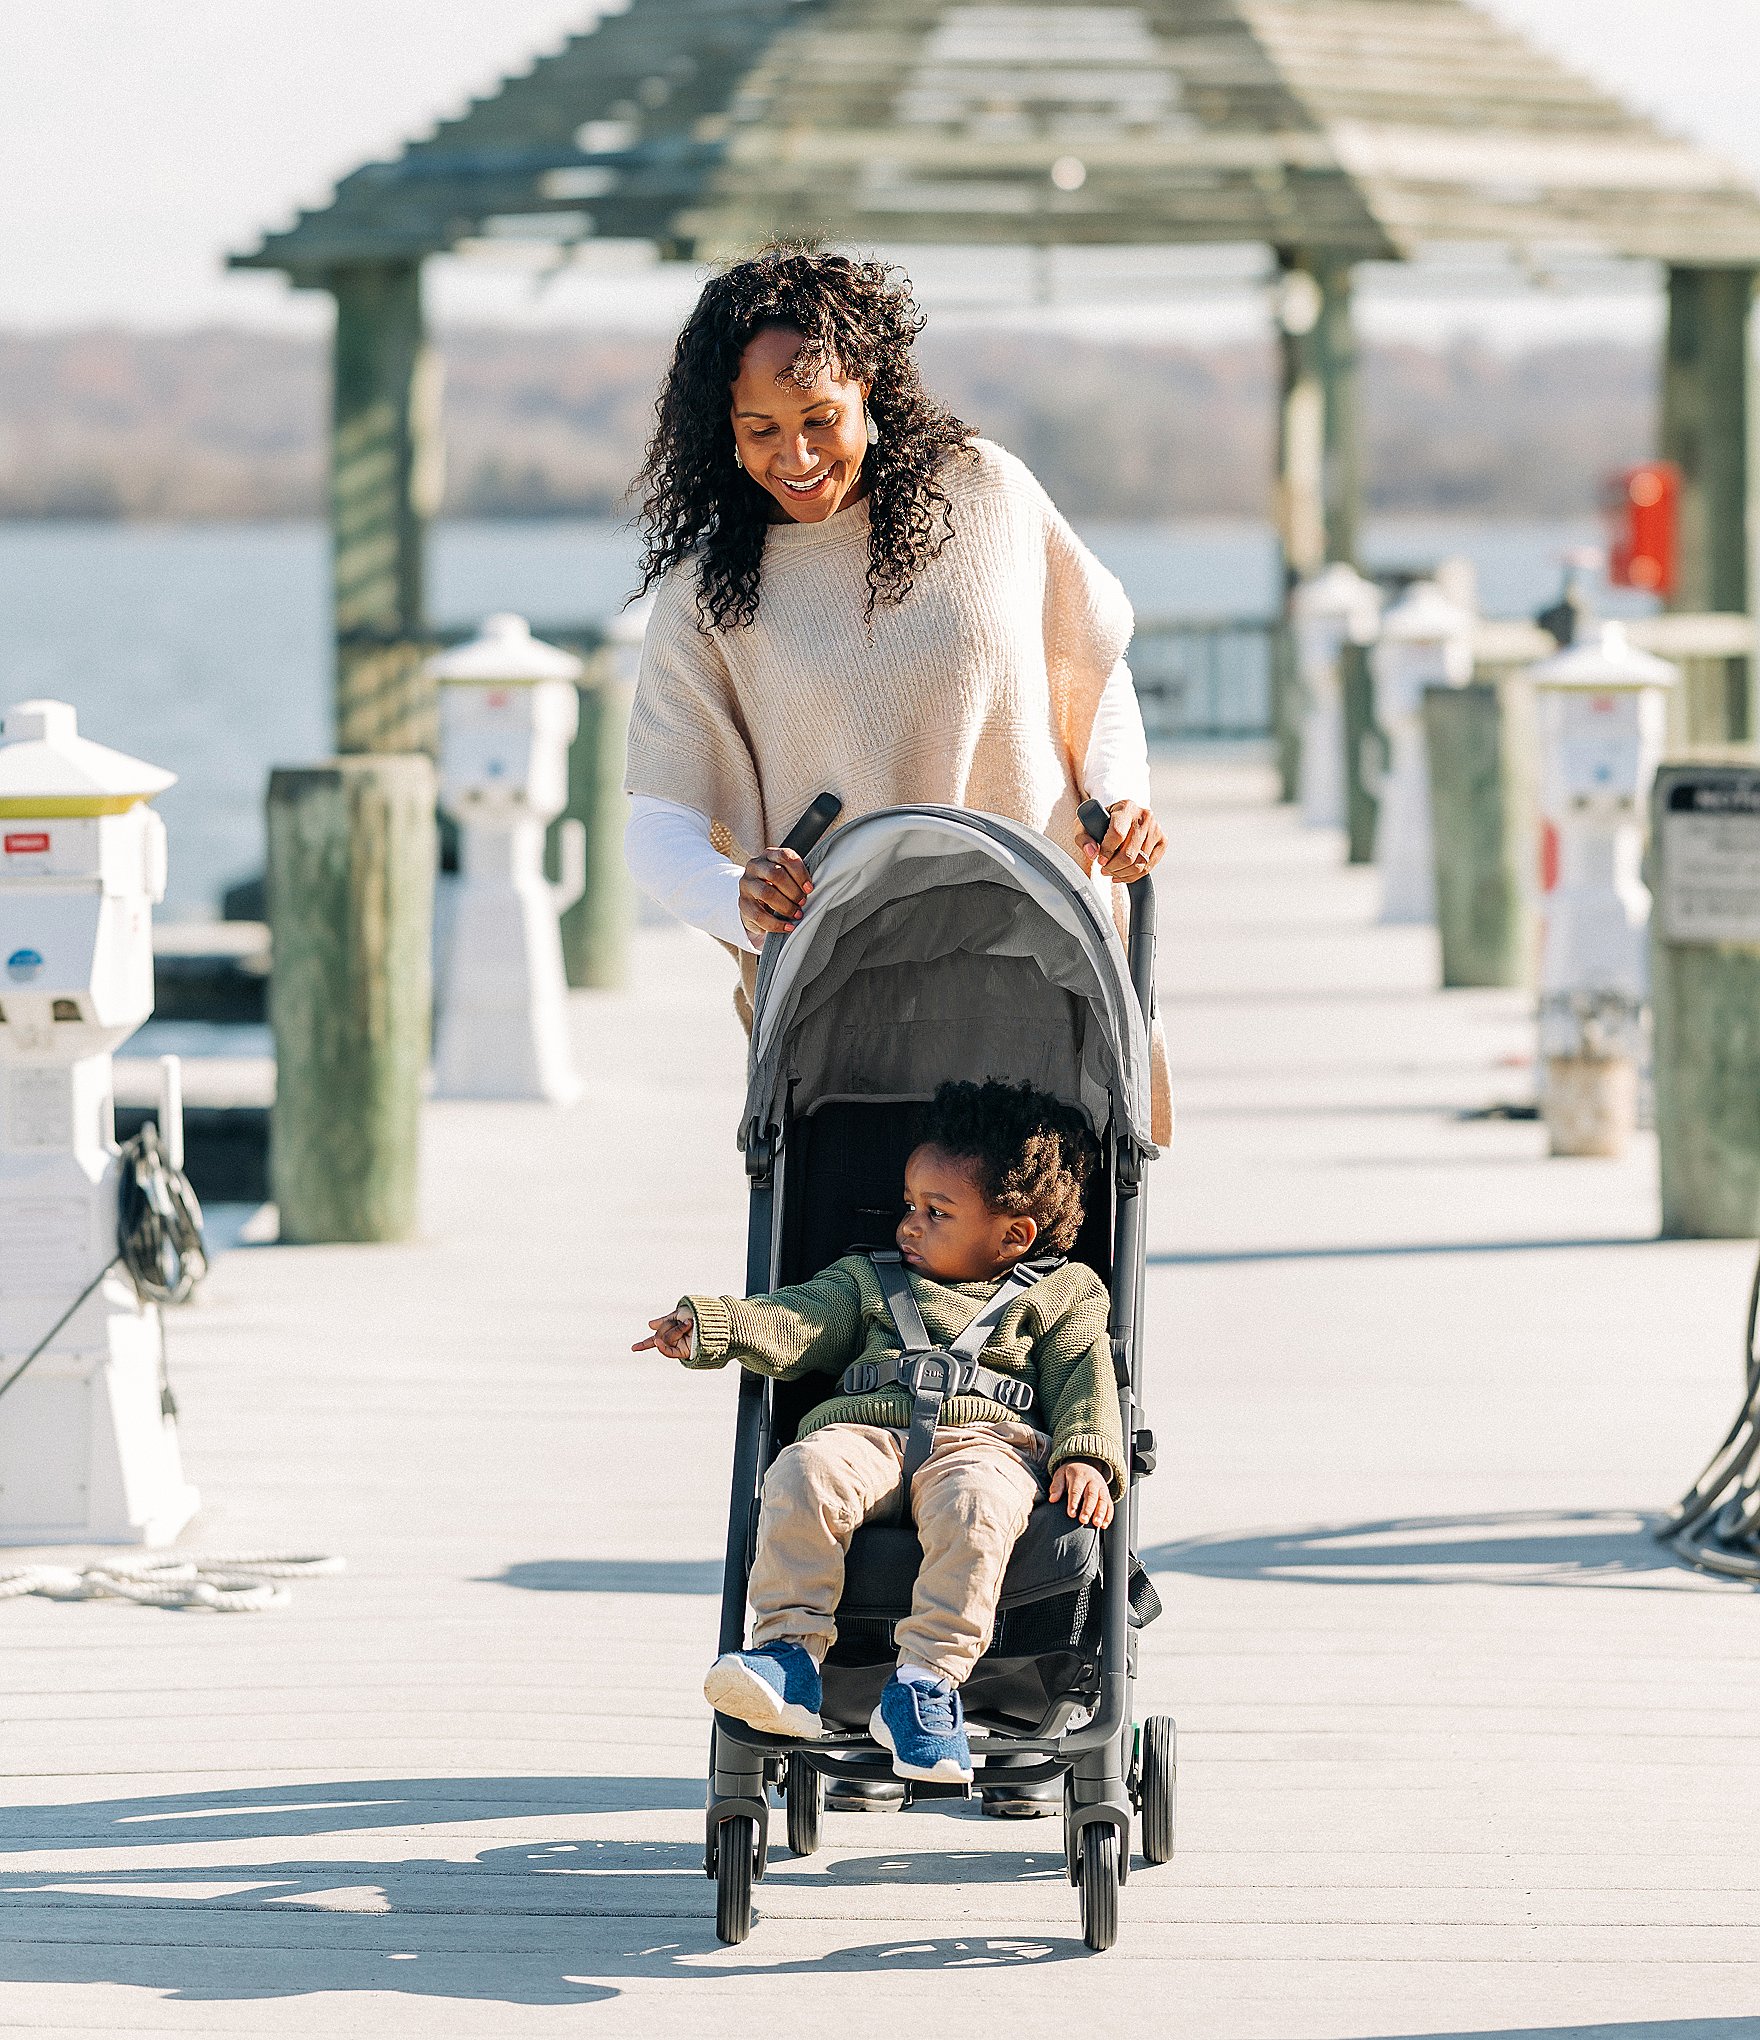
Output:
[{"xmin": 681, "ymin": 1255, "xmax": 1125, "ymax": 1497}]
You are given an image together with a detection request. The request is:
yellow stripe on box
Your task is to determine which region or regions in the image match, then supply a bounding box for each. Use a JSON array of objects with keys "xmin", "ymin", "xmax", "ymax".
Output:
[{"xmin": 0, "ymin": 795, "xmax": 154, "ymax": 818}]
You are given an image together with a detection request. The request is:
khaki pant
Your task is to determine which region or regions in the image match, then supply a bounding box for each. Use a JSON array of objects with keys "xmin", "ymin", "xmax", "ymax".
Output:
[{"xmin": 748, "ymin": 1419, "xmax": 1047, "ymax": 1685}]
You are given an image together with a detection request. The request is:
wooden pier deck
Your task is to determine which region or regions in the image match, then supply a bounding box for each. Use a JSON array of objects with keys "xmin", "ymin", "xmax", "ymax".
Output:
[{"xmin": 4, "ymin": 756, "xmax": 1759, "ymax": 2037}]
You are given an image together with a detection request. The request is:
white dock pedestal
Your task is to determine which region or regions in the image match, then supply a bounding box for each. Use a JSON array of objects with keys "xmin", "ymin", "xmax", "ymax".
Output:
[{"xmin": 0, "ymin": 699, "xmax": 197, "ymax": 1546}]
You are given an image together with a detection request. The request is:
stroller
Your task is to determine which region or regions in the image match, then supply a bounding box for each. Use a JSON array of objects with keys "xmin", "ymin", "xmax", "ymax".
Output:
[{"xmin": 705, "ymin": 797, "xmax": 1172, "ymax": 1951}]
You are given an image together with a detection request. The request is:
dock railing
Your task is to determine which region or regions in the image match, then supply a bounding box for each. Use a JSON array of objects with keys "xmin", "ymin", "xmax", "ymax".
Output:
[
  {"xmin": 342, "ymin": 614, "xmax": 1284, "ymax": 750},
  {"xmin": 1129, "ymin": 616, "xmax": 1278, "ymax": 743}
]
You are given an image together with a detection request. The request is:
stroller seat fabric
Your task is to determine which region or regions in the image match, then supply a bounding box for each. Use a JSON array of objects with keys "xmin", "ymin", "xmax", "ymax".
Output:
[{"xmin": 771, "ymin": 1097, "xmax": 1117, "ymax": 1732}]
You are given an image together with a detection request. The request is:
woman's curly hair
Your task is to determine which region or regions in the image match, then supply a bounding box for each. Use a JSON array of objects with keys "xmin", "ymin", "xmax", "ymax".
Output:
[
  {"xmin": 919, "ymin": 1080, "xmax": 1099, "ymax": 1255},
  {"xmin": 635, "ymin": 245, "xmax": 975, "ymax": 630}
]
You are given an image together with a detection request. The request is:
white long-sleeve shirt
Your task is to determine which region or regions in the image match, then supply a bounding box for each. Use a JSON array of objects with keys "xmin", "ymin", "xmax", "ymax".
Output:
[{"xmin": 625, "ymin": 656, "xmax": 1153, "ymax": 952}]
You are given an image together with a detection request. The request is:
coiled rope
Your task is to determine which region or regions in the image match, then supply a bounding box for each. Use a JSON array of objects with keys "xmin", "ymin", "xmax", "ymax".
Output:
[
  {"xmin": 0, "ymin": 1553, "xmax": 344, "ymax": 1612},
  {"xmin": 0, "ymin": 1124, "xmax": 340, "ymax": 1609},
  {"xmin": 1659, "ymin": 1247, "xmax": 1760, "ymax": 1582}
]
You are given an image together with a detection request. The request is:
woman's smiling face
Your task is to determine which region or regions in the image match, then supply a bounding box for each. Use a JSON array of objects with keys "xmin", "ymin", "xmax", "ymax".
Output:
[{"xmin": 729, "ymin": 324, "xmax": 872, "ymax": 524}]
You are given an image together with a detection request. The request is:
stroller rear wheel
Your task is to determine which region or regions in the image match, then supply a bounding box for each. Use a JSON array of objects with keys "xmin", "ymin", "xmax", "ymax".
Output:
[
  {"xmin": 1078, "ymin": 1822, "xmax": 1120, "ymax": 1952},
  {"xmin": 715, "ymin": 1814, "xmax": 756, "ymax": 1943},
  {"xmin": 1137, "ymin": 1716, "xmax": 1177, "ymax": 1865},
  {"xmin": 785, "ymin": 1753, "xmax": 823, "ymax": 1857}
]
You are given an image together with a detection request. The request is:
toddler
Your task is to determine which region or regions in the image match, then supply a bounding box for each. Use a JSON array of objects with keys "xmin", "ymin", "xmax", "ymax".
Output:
[{"xmin": 636, "ymin": 1079, "xmax": 1125, "ymax": 1784}]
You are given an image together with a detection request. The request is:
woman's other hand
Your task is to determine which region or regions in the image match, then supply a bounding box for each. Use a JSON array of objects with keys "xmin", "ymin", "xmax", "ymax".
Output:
[
  {"xmin": 634, "ymin": 1310, "xmax": 695, "ymax": 1360},
  {"xmin": 1080, "ymin": 800, "xmax": 1165, "ymax": 883},
  {"xmin": 739, "ymin": 846, "xmax": 813, "ymax": 944}
]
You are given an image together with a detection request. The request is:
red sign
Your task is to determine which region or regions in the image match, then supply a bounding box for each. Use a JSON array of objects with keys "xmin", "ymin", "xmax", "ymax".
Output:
[
  {"xmin": 3, "ymin": 832, "xmax": 49, "ymax": 854},
  {"xmin": 1604, "ymin": 462, "xmax": 1680, "ymax": 597}
]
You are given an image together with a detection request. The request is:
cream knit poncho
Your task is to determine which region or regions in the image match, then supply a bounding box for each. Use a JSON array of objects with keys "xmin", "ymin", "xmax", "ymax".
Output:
[{"xmin": 624, "ymin": 437, "xmax": 1170, "ymax": 1137}]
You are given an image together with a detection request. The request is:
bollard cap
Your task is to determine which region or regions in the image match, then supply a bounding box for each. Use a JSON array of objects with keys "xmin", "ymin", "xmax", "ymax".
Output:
[
  {"xmin": 1526, "ymin": 621, "xmax": 1678, "ymax": 691},
  {"xmin": 425, "ymin": 613, "xmax": 583, "ymax": 686},
  {"xmin": 1293, "ymin": 563, "xmax": 1381, "ymax": 634},
  {"xmin": 0, "ymin": 698, "xmax": 176, "ymax": 816},
  {"xmin": 1379, "ymin": 580, "xmax": 1473, "ymax": 644},
  {"xmin": 604, "ymin": 595, "xmax": 654, "ymax": 648}
]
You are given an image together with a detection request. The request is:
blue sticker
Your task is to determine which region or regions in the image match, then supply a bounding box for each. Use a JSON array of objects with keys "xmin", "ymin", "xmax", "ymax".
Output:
[{"xmin": 6, "ymin": 948, "xmax": 43, "ymax": 982}]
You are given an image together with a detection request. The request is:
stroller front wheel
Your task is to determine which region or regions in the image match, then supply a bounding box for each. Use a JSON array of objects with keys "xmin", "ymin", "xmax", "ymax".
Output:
[
  {"xmin": 1077, "ymin": 1821, "xmax": 1120, "ymax": 1951},
  {"xmin": 715, "ymin": 1814, "xmax": 756, "ymax": 1943},
  {"xmin": 1138, "ymin": 1716, "xmax": 1177, "ymax": 1865},
  {"xmin": 785, "ymin": 1753, "xmax": 823, "ymax": 1857}
]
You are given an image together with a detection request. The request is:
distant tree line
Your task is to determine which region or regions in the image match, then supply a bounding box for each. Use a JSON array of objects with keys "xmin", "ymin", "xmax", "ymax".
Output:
[{"xmin": 0, "ymin": 325, "xmax": 1654, "ymax": 523}]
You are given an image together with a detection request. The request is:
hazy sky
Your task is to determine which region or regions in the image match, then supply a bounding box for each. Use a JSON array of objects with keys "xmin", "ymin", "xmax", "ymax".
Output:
[{"xmin": 1, "ymin": 0, "xmax": 1755, "ymax": 340}]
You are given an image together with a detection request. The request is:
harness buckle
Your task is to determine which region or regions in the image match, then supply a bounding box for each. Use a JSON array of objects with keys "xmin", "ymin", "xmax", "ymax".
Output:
[
  {"xmin": 910, "ymin": 1352, "xmax": 954, "ymax": 1397},
  {"xmin": 843, "ymin": 1360, "xmax": 880, "ymax": 1395}
]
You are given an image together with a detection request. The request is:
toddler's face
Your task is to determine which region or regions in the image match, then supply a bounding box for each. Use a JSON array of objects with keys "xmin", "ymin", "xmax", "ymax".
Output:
[{"xmin": 897, "ymin": 1144, "xmax": 1038, "ymax": 1283}]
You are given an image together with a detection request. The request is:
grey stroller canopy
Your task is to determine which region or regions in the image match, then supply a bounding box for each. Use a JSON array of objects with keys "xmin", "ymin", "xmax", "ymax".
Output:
[{"xmin": 742, "ymin": 806, "xmax": 1157, "ymax": 1158}]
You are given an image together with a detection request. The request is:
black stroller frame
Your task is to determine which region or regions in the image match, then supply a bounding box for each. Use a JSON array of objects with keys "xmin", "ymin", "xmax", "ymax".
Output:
[{"xmin": 704, "ymin": 799, "xmax": 1172, "ymax": 1950}]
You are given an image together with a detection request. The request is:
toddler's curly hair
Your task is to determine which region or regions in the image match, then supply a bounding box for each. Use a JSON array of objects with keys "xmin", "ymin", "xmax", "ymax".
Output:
[{"xmin": 918, "ymin": 1079, "xmax": 1099, "ymax": 1254}]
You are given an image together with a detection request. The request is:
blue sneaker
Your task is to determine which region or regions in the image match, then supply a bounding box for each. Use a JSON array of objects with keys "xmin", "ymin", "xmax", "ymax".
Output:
[
  {"xmin": 870, "ymin": 1670, "xmax": 972, "ymax": 1784},
  {"xmin": 703, "ymin": 1642, "xmax": 823, "ymax": 1738}
]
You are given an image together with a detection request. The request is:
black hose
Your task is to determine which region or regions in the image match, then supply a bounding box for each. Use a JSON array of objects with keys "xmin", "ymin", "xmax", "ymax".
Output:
[
  {"xmin": 1660, "ymin": 1242, "xmax": 1760, "ymax": 1581},
  {"xmin": 0, "ymin": 1125, "xmax": 206, "ymax": 1408}
]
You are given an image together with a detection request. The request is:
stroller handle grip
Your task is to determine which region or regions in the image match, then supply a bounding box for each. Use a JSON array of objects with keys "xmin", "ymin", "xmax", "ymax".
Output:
[
  {"xmin": 1076, "ymin": 798, "xmax": 1113, "ymax": 847},
  {"xmin": 781, "ymin": 791, "xmax": 843, "ymax": 857},
  {"xmin": 1077, "ymin": 803, "xmax": 1156, "ymax": 1027}
]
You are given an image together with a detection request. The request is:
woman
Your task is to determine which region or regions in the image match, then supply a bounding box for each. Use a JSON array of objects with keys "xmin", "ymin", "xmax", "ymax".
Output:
[
  {"xmin": 624, "ymin": 251, "xmax": 1168, "ymax": 1820},
  {"xmin": 623, "ymin": 247, "xmax": 1169, "ymax": 1140}
]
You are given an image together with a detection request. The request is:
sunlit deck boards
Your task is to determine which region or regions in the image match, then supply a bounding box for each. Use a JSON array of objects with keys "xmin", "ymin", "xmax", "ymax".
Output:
[{"xmin": 4, "ymin": 756, "xmax": 1759, "ymax": 2032}]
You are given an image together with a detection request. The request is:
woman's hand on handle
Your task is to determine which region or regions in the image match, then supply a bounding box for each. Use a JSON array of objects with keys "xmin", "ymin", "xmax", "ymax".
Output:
[
  {"xmin": 738, "ymin": 847, "xmax": 813, "ymax": 944},
  {"xmin": 1080, "ymin": 800, "xmax": 1165, "ymax": 884}
]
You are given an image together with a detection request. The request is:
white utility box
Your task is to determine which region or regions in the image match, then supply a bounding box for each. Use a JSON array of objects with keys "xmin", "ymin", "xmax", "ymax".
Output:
[
  {"xmin": 1372, "ymin": 580, "xmax": 1474, "ymax": 924},
  {"xmin": 431, "ymin": 615, "xmax": 587, "ymax": 1103},
  {"xmin": 0, "ymin": 699, "xmax": 197, "ymax": 1544},
  {"xmin": 1527, "ymin": 622, "xmax": 1677, "ymax": 1156},
  {"xmin": 1293, "ymin": 564, "xmax": 1380, "ymax": 831}
]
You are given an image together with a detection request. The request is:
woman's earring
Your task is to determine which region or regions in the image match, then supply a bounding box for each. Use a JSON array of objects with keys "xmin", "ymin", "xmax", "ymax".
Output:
[
  {"xmin": 865, "ymin": 410, "xmax": 880, "ymax": 446},
  {"xmin": 733, "ymin": 445, "xmax": 744, "ymax": 470}
]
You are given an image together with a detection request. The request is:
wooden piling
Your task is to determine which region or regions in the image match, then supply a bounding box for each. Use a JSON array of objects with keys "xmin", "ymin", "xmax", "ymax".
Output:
[
  {"xmin": 557, "ymin": 677, "xmax": 635, "ymax": 990},
  {"xmin": 1341, "ymin": 640, "xmax": 1380, "ymax": 864},
  {"xmin": 267, "ymin": 756, "xmax": 436, "ymax": 1243},
  {"xmin": 1650, "ymin": 753, "xmax": 1760, "ymax": 1237},
  {"xmin": 1422, "ymin": 679, "xmax": 1536, "ymax": 988}
]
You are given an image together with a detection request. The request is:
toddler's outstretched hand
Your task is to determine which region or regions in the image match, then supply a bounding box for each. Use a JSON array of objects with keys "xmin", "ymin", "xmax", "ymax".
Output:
[
  {"xmin": 1048, "ymin": 1460, "xmax": 1113, "ymax": 1529},
  {"xmin": 634, "ymin": 1310, "xmax": 694, "ymax": 1361}
]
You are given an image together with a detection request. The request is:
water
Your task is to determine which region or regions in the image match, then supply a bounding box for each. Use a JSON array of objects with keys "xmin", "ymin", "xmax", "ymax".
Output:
[{"xmin": 0, "ymin": 514, "xmax": 1639, "ymax": 916}]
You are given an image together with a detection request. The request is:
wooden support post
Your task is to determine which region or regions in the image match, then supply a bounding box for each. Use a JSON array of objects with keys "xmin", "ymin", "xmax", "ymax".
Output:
[
  {"xmin": 1662, "ymin": 266, "xmax": 1757, "ymax": 744},
  {"xmin": 557, "ymin": 676, "xmax": 635, "ymax": 990},
  {"xmin": 267, "ymin": 756, "xmax": 436, "ymax": 1243},
  {"xmin": 328, "ymin": 261, "xmax": 443, "ymax": 756},
  {"xmin": 1274, "ymin": 252, "xmax": 1358, "ymax": 801},
  {"xmin": 1317, "ymin": 259, "xmax": 1360, "ymax": 571},
  {"xmin": 1421, "ymin": 679, "xmax": 1537, "ymax": 988}
]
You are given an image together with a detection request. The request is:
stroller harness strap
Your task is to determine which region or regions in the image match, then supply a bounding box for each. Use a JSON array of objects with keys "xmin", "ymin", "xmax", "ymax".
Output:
[{"xmin": 856, "ymin": 1250, "xmax": 1050, "ymax": 1516}]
